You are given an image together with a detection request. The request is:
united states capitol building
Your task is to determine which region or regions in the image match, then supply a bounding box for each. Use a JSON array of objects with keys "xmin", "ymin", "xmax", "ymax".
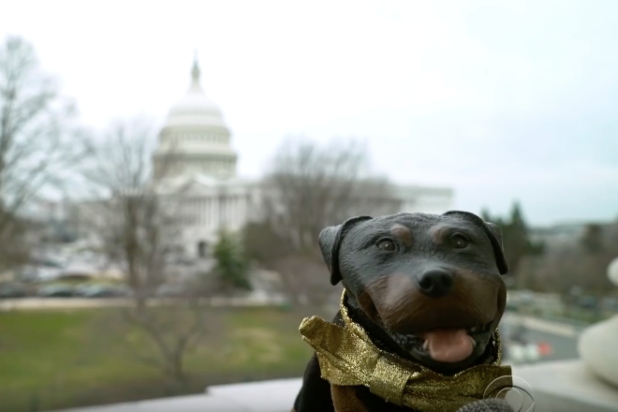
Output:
[{"xmin": 88, "ymin": 59, "xmax": 454, "ymax": 260}]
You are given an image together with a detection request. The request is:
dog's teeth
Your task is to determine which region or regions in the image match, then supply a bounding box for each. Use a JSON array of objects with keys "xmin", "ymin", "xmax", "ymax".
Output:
[
  {"xmin": 422, "ymin": 340, "xmax": 429, "ymax": 351},
  {"xmin": 468, "ymin": 335, "xmax": 477, "ymax": 347}
]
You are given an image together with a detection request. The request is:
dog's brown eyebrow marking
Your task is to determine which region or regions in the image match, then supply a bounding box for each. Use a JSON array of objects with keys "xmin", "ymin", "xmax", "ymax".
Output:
[
  {"xmin": 390, "ymin": 224, "xmax": 413, "ymax": 247},
  {"xmin": 431, "ymin": 223, "xmax": 476, "ymax": 244},
  {"xmin": 430, "ymin": 224, "xmax": 451, "ymax": 244}
]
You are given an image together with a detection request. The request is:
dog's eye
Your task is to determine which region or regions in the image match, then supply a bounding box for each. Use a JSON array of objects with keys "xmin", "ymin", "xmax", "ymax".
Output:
[
  {"xmin": 376, "ymin": 239, "xmax": 396, "ymax": 251},
  {"xmin": 450, "ymin": 233, "xmax": 469, "ymax": 249}
]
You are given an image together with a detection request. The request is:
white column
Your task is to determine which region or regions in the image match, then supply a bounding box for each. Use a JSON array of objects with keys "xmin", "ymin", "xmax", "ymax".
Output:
[
  {"xmin": 207, "ymin": 197, "xmax": 210, "ymax": 229},
  {"xmin": 230, "ymin": 196, "xmax": 233, "ymax": 227},
  {"xmin": 208, "ymin": 196, "xmax": 212, "ymax": 229},
  {"xmin": 232, "ymin": 195, "xmax": 237, "ymax": 228},
  {"xmin": 214, "ymin": 196, "xmax": 219, "ymax": 230},
  {"xmin": 203, "ymin": 197, "xmax": 207, "ymax": 226},
  {"xmin": 202, "ymin": 197, "xmax": 206, "ymax": 227}
]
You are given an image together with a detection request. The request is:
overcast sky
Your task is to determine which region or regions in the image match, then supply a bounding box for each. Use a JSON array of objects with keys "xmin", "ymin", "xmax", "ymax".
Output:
[{"xmin": 2, "ymin": 0, "xmax": 617, "ymax": 226}]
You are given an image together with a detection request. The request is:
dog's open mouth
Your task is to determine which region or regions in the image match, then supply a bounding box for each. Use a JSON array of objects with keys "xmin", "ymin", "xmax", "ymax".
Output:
[{"xmin": 391, "ymin": 321, "xmax": 493, "ymax": 363}]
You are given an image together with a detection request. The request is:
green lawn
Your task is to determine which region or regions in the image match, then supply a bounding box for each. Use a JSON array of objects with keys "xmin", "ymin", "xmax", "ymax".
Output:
[{"xmin": 0, "ymin": 306, "xmax": 313, "ymax": 412}]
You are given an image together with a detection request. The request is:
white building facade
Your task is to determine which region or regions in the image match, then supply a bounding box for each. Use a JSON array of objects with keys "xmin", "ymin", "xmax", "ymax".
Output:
[{"xmin": 154, "ymin": 59, "xmax": 455, "ymax": 259}]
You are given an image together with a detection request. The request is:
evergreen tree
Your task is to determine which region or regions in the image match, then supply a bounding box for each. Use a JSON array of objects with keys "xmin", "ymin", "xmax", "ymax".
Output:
[
  {"xmin": 481, "ymin": 201, "xmax": 544, "ymax": 279},
  {"xmin": 213, "ymin": 229, "xmax": 252, "ymax": 292},
  {"xmin": 580, "ymin": 224, "xmax": 605, "ymax": 254},
  {"xmin": 480, "ymin": 208, "xmax": 491, "ymax": 223}
]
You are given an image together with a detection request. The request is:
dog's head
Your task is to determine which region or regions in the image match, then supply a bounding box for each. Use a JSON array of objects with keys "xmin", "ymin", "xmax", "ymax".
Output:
[{"xmin": 318, "ymin": 211, "xmax": 508, "ymax": 373}]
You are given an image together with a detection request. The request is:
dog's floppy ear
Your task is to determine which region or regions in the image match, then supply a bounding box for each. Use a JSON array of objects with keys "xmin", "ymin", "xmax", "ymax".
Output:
[
  {"xmin": 485, "ymin": 222, "xmax": 504, "ymax": 250},
  {"xmin": 442, "ymin": 210, "xmax": 509, "ymax": 275},
  {"xmin": 319, "ymin": 215, "xmax": 373, "ymax": 285}
]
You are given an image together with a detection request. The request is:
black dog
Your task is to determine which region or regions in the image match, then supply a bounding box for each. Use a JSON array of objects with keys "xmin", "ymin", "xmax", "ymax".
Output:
[{"xmin": 293, "ymin": 211, "xmax": 510, "ymax": 412}]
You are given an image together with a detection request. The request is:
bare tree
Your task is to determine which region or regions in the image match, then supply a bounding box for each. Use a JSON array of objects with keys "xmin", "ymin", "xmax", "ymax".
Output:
[
  {"xmin": 82, "ymin": 301, "xmax": 222, "ymax": 394},
  {"xmin": 0, "ymin": 36, "xmax": 85, "ymax": 270},
  {"xmin": 244, "ymin": 136, "xmax": 402, "ymax": 308},
  {"xmin": 80, "ymin": 119, "xmax": 216, "ymax": 389},
  {"xmin": 79, "ymin": 119, "xmax": 178, "ymax": 301},
  {"xmin": 270, "ymin": 254, "xmax": 341, "ymax": 314}
]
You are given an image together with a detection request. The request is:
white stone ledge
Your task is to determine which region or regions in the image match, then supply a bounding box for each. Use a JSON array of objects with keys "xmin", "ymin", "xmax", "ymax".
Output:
[
  {"xmin": 53, "ymin": 360, "xmax": 618, "ymax": 412},
  {"xmin": 51, "ymin": 378, "xmax": 300, "ymax": 412},
  {"xmin": 514, "ymin": 359, "xmax": 618, "ymax": 412}
]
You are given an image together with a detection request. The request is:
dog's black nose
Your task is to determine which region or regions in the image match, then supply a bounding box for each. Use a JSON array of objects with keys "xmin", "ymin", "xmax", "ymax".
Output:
[{"xmin": 417, "ymin": 269, "xmax": 454, "ymax": 298}]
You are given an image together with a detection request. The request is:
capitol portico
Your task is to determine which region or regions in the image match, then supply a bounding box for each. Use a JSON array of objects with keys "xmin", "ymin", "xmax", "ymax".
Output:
[{"xmin": 152, "ymin": 58, "xmax": 455, "ymax": 259}]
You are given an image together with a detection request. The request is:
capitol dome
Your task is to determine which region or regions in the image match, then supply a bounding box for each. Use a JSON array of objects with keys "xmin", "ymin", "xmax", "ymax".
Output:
[
  {"xmin": 153, "ymin": 57, "xmax": 238, "ymax": 181},
  {"xmin": 164, "ymin": 62, "xmax": 227, "ymax": 129}
]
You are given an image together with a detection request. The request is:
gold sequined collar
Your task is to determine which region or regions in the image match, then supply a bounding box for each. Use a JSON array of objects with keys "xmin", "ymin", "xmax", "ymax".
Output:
[{"xmin": 299, "ymin": 289, "xmax": 512, "ymax": 412}]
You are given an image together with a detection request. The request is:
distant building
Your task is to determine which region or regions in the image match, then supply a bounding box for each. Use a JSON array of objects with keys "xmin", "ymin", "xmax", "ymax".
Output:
[
  {"xmin": 529, "ymin": 220, "xmax": 616, "ymax": 253},
  {"xmin": 529, "ymin": 224, "xmax": 588, "ymax": 251}
]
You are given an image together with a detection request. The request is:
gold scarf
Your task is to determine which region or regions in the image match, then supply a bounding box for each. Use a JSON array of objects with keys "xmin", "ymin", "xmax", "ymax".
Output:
[{"xmin": 299, "ymin": 290, "xmax": 512, "ymax": 412}]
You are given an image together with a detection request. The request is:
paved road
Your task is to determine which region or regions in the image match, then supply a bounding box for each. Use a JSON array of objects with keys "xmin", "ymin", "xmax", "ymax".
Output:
[
  {"xmin": 501, "ymin": 315, "xmax": 580, "ymax": 364},
  {"xmin": 523, "ymin": 327, "xmax": 579, "ymax": 361}
]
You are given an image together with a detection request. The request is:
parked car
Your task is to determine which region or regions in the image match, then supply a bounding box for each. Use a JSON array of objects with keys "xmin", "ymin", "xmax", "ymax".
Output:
[
  {"xmin": 156, "ymin": 283, "xmax": 193, "ymax": 297},
  {"xmin": 75, "ymin": 284, "xmax": 131, "ymax": 298},
  {"xmin": 30, "ymin": 256, "xmax": 64, "ymax": 268},
  {"xmin": 506, "ymin": 342, "xmax": 542, "ymax": 364},
  {"xmin": 0, "ymin": 282, "xmax": 29, "ymax": 299},
  {"xmin": 505, "ymin": 301, "xmax": 519, "ymax": 312},
  {"xmin": 38, "ymin": 284, "xmax": 75, "ymax": 298},
  {"xmin": 499, "ymin": 320, "xmax": 552, "ymax": 365},
  {"xmin": 601, "ymin": 297, "xmax": 618, "ymax": 312},
  {"xmin": 576, "ymin": 295, "xmax": 598, "ymax": 310},
  {"xmin": 16, "ymin": 265, "xmax": 64, "ymax": 282}
]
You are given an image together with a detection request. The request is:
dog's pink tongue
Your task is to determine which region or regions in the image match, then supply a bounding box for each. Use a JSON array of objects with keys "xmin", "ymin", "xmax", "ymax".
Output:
[{"xmin": 422, "ymin": 329, "xmax": 473, "ymax": 363}]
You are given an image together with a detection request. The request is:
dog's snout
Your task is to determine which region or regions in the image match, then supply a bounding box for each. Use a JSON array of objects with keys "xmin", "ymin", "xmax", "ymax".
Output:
[{"xmin": 417, "ymin": 269, "xmax": 453, "ymax": 298}]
